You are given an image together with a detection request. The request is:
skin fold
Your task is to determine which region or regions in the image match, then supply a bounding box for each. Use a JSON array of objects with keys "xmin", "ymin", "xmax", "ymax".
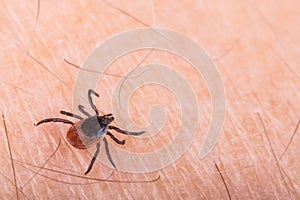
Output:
[{"xmin": 0, "ymin": 0, "xmax": 299, "ymax": 199}]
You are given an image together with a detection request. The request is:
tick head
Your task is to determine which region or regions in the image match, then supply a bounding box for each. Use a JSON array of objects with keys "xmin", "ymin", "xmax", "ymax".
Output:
[{"xmin": 97, "ymin": 114, "xmax": 114, "ymax": 125}]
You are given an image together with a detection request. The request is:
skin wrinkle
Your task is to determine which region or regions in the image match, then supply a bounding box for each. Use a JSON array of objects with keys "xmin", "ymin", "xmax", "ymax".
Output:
[
  {"xmin": 279, "ymin": 119, "xmax": 300, "ymax": 161},
  {"xmin": 248, "ymin": 1, "xmax": 295, "ymax": 77},
  {"xmin": 1, "ymin": 0, "xmax": 299, "ymax": 199},
  {"xmin": 8, "ymin": 139, "xmax": 61, "ymax": 200},
  {"xmin": 17, "ymin": 0, "xmax": 40, "ymax": 84},
  {"xmin": 0, "ymin": 171, "xmax": 29, "ymax": 200},
  {"xmin": 2, "ymin": 115, "xmax": 19, "ymax": 200},
  {"xmin": 258, "ymin": 113, "xmax": 292, "ymax": 199},
  {"xmin": 15, "ymin": 159, "xmax": 160, "ymax": 183},
  {"xmin": 267, "ymin": 44, "xmax": 300, "ymax": 82},
  {"xmin": 213, "ymin": 31, "xmax": 246, "ymax": 61}
]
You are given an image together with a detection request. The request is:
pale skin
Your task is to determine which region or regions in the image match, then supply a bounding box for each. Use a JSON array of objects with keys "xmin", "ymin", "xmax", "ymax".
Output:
[{"xmin": 0, "ymin": 0, "xmax": 300, "ymax": 199}]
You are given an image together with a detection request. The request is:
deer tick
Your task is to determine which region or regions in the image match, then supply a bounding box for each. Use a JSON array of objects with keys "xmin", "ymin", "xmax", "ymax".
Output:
[{"xmin": 35, "ymin": 89, "xmax": 145, "ymax": 175}]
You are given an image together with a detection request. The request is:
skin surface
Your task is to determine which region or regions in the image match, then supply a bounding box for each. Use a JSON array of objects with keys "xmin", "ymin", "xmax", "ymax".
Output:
[{"xmin": 0, "ymin": 0, "xmax": 299, "ymax": 199}]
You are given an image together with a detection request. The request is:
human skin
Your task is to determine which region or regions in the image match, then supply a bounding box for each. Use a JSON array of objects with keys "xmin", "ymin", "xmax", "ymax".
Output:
[{"xmin": 0, "ymin": 0, "xmax": 299, "ymax": 199}]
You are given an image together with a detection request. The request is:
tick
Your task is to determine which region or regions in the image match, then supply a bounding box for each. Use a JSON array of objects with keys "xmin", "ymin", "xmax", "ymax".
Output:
[{"xmin": 35, "ymin": 89, "xmax": 145, "ymax": 175}]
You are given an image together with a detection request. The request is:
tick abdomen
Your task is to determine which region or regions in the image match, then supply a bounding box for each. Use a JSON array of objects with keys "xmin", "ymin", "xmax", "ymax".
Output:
[{"xmin": 66, "ymin": 116, "xmax": 107, "ymax": 149}]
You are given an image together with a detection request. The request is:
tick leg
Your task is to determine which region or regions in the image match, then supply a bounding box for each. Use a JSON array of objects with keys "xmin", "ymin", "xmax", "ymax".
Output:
[
  {"xmin": 60, "ymin": 110, "xmax": 83, "ymax": 120},
  {"xmin": 85, "ymin": 143, "xmax": 100, "ymax": 175},
  {"xmin": 108, "ymin": 125, "xmax": 145, "ymax": 136},
  {"xmin": 102, "ymin": 113, "xmax": 113, "ymax": 117},
  {"xmin": 107, "ymin": 131, "xmax": 125, "ymax": 145},
  {"xmin": 78, "ymin": 105, "xmax": 91, "ymax": 117},
  {"xmin": 88, "ymin": 89, "xmax": 100, "ymax": 116},
  {"xmin": 103, "ymin": 137, "xmax": 116, "ymax": 169},
  {"xmin": 34, "ymin": 118, "xmax": 74, "ymax": 126}
]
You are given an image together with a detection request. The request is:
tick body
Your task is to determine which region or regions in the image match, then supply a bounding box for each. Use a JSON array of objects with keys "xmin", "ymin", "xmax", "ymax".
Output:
[
  {"xmin": 35, "ymin": 89, "xmax": 145, "ymax": 175},
  {"xmin": 66, "ymin": 115, "xmax": 113, "ymax": 149}
]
